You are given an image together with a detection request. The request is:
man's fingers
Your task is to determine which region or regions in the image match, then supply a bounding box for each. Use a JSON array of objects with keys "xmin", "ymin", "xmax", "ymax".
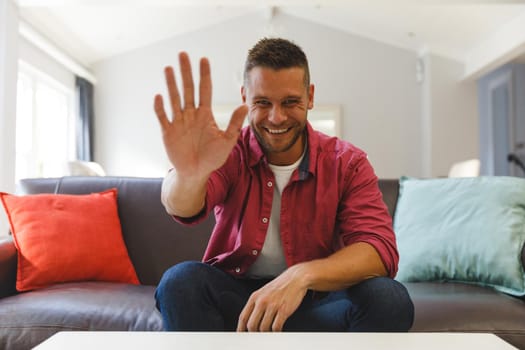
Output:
[
  {"xmin": 237, "ymin": 299, "xmax": 255, "ymax": 332},
  {"xmin": 271, "ymin": 312, "xmax": 287, "ymax": 332},
  {"xmin": 153, "ymin": 94, "xmax": 170, "ymax": 130},
  {"xmin": 245, "ymin": 306, "xmax": 264, "ymax": 332},
  {"xmin": 164, "ymin": 66, "xmax": 182, "ymax": 117},
  {"xmin": 258, "ymin": 307, "xmax": 278, "ymax": 332},
  {"xmin": 199, "ymin": 57, "xmax": 212, "ymax": 107},
  {"xmin": 179, "ymin": 52, "xmax": 196, "ymax": 109},
  {"xmin": 225, "ymin": 105, "xmax": 248, "ymax": 139}
]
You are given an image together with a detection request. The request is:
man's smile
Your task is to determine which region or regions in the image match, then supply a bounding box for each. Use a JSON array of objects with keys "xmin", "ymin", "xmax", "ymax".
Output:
[{"xmin": 265, "ymin": 127, "xmax": 291, "ymax": 134}]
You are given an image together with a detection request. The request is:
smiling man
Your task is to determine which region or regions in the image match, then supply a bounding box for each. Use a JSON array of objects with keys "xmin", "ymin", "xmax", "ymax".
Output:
[{"xmin": 153, "ymin": 38, "xmax": 414, "ymax": 332}]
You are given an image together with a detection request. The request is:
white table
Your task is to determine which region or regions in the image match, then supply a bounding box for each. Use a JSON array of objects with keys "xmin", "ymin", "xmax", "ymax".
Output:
[{"xmin": 33, "ymin": 331, "xmax": 517, "ymax": 350}]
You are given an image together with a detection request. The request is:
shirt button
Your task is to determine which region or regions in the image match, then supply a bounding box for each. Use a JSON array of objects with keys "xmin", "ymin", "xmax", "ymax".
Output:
[
  {"xmin": 262, "ymin": 217, "xmax": 268, "ymax": 224},
  {"xmin": 235, "ymin": 267, "xmax": 241, "ymax": 273},
  {"xmin": 252, "ymin": 250, "xmax": 258, "ymax": 256},
  {"xmin": 267, "ymin": 181, "xmax": 273, "ymax": 187}
]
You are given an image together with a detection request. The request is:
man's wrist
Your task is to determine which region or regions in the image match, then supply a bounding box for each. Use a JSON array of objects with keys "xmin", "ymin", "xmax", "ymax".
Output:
[
  {"xmin": 287, "ymin": 261, "xmax": 317, "ymax": 291},
  {"xmin": 161, "ymin": 169, "xmax": 208, "ymax": 217}
]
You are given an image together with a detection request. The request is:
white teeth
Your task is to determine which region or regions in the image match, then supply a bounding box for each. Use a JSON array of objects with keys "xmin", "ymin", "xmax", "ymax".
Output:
[{"xmin": 267, "ymin": 128, "xmax": 288, "ymax": 134}]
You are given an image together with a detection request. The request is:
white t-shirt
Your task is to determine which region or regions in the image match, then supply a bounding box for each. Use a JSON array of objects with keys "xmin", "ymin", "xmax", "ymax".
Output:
[{"xmin": 246, "ymin": 154, "xmax": 305, "ymax": 278}]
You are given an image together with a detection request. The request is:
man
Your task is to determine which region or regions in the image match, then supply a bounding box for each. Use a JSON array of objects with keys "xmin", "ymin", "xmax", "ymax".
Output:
[{"xmin": 153, "ymin": 38, "xmax": 414, "ymax": 332}]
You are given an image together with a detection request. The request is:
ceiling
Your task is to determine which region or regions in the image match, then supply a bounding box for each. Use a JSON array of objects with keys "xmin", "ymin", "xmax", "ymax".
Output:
[{"xmin": 14, "ymin": 0, "xmax": 525, "ymax": 78}]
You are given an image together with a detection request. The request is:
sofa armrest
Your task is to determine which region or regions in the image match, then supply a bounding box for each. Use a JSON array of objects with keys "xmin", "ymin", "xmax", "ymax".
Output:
[{"xmin": 0, "ymin": 237, "xmax": 17, "ymax": 298}]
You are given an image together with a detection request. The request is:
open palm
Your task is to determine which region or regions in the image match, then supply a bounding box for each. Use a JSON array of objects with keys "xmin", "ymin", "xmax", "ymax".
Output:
[{"xmin": 154, "ymin": 52, "xmax": 247, "ymax": 178}]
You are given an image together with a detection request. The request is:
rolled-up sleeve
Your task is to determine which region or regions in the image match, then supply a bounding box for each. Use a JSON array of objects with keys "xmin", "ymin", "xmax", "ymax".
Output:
[{"xmin": 337, "ymin": 155, "xmax": 399, "ymax": 278}]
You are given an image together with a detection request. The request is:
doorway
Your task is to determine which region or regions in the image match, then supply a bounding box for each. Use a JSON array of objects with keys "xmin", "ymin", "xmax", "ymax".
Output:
[{"xmin": 478, "ymin": 63, "xmax": 525, "ymax": 177}]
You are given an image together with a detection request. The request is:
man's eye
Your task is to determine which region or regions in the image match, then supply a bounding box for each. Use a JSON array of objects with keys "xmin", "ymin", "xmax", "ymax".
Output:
[
  {"xmin": 283, "ymin": 99, "xmax": 299, "ymax": 106},
  {"xmin": 255, "ymin": 100, "xmax": 270, "ymax": 107}
]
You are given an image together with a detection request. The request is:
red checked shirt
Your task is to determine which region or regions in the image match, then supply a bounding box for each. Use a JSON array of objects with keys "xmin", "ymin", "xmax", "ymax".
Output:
[{"xmin": 175, "ymin": 122, "xmax": 399, "ymax": 278}]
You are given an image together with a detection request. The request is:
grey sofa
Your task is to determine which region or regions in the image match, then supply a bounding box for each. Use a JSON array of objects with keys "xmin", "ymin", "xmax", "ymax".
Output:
[{"xmin": 0, "ymin": 176, "xmax": 524, "ymax": 349}]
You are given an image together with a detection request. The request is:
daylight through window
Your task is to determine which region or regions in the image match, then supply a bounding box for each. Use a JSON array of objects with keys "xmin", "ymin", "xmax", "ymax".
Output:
[{"xmin": 15, "ymin": 62, "xmax": 75, "ymax": 182}]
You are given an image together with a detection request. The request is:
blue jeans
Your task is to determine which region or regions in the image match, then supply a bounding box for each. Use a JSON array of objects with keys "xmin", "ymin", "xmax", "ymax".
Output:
[{"xmin": 155, "ymin": 261, "xmax": 414, "ymax": 331}]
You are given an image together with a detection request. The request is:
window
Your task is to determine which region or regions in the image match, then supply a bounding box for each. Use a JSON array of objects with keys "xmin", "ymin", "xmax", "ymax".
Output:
[{"xmin": 15, "ymin": 61, "xmax": 75, "ymax": 182}]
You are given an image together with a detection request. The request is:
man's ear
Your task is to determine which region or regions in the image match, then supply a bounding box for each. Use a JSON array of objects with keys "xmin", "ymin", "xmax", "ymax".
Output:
[
  {"xmin": 241, "ymin": 86, "xmax": 246, "ymax": 103},
  {"xmin": 308, "ymin": 84, "xmax": 315, "ymax": 110}
]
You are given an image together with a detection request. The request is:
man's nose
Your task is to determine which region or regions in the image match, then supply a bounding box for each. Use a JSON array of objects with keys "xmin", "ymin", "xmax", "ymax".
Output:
[{"xmin": 268, "ymin": 105, "xmax": 287, "ymax": 124}]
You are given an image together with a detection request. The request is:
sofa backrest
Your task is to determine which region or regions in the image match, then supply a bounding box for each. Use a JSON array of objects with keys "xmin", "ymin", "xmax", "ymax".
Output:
[
  {"xmin": 377, "ymin": 179, "xmax": 400, "ymax": 218},
  {"xmin": 17, "ymin": 176, "xmax": 214, "ymax": 286},
  {"xmin": 17, "ymin": 176, "xmax": 400, "ymax": 286}
]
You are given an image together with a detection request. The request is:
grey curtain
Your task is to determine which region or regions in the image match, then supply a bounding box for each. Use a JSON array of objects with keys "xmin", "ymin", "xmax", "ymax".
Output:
[{"xmin": 75, "ymin": 76, "xmax": 94, "ymax": 161}]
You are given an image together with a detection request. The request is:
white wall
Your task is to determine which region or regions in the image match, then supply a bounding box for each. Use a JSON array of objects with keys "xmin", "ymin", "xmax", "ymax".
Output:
[
  {"xmin": 422, "ymin": 53, "xmax": 479, "ymax": 177},
  {"xmin": 93, "ymin": 10, "xmax": 477, "ymax": 179},
  {"xmin": 0, "ymin": 0, "xmax": 18, "ymax": 235},
  {"xmin": 18, "ymin": 36, "xmax": 76, "ymax": 90}
]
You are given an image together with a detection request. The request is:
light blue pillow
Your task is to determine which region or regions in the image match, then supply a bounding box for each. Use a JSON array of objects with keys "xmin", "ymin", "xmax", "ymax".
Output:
[{"xmin": 394, "ymin": 176, "xmax": 525, "ymax": 296}]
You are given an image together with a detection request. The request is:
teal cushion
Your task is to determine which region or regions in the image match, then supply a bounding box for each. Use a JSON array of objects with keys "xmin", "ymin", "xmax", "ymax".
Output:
[{"xmin": 394, "ymin": 176, "xmax": 525, "ymax": 296}]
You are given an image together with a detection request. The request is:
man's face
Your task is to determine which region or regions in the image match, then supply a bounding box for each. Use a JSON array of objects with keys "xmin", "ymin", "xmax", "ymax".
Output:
[{"xmin": 242, "ymin": 66, "xmax": 314, "ymax": 166}]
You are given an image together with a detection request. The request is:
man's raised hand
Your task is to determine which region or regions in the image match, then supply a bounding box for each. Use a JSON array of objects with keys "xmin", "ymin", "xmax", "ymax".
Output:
[{"xmin": 154, "ymin": 52, "xmax": 247, "ymax": 178}]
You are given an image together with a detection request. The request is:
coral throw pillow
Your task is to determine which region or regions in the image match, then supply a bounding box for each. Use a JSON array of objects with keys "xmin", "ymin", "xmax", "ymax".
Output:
[{"xmin": 0, "ymin": 189, "xmax": 139, "ymax": 291}]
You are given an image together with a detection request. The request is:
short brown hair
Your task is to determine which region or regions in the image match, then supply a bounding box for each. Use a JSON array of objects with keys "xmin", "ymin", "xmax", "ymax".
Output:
[{"xmin": 243, "ymin": 38, "xmax": 310, "ymax": 88}]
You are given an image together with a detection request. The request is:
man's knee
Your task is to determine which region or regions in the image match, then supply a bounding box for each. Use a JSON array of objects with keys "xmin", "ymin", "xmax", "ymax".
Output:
[
  {"xmin": 155, "ymin": 261, "xmax": 244, "ymax": 331},
  {"xmin": 350, "ymin": 277, "xmax": 414, "ymax": 331},
  {"xmin": 156, "ymin": 261, "xmax": 211, "ymax": 304}
]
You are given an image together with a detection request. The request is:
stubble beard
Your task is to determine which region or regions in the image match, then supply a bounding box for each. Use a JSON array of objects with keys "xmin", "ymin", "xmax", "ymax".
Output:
[{"xmin": 251, "ymin": 121, "xmax": 306, "ymax": 155}]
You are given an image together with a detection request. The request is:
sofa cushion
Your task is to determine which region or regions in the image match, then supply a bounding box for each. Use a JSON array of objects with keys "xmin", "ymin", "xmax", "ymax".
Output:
[
  {"xmin": 0, "ymin": 189, "xmax": 139, "ymax": 291},
  {"xmin": 394, "ymin": 176, "xmax": 525, "ymax": 296},
  {"xmin": 0, "ymin": 282, "xmax": 163, "ymax": 350},
  {"xmin": 404, "ymin": 281, "xmax": 525, "ymax": 349}
]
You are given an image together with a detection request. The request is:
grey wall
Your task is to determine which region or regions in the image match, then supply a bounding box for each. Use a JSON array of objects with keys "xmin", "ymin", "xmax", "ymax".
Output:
[{"xmin": 93, "ymin": 10, "xmax": 477, "ymax": 179}]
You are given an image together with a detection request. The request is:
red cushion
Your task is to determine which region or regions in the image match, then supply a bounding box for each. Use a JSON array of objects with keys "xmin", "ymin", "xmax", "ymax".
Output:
[{"xmin": 0, "ymin": 189, "xmax": 139, "ymax": 291}]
